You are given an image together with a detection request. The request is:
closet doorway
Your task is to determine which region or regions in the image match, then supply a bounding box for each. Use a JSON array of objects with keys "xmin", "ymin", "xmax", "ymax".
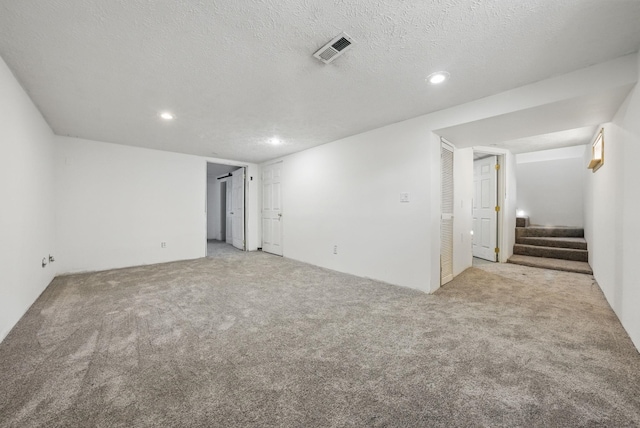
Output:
[{"xmin": 206, "ymin": 163, "xmax": 246, "ymax": 256}]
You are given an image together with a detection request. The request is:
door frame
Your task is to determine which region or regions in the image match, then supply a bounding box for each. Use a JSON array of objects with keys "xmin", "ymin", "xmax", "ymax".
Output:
[{"xmin": 205, "ymin": 162, "xmax": 249, "ymax": 254}]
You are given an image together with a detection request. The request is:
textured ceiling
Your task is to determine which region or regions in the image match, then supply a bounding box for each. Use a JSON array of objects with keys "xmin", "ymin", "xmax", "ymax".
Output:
[
  {"xmin": 498, "ymin": 126, "xmax": 598, "ymax": 155},
  {"xmin": 436, "ymin": 84, "xmax": 634, "ymax": 152},
  {"xmin": 1, "ymin": 0, "xmax": 640, "ymax": 163}
]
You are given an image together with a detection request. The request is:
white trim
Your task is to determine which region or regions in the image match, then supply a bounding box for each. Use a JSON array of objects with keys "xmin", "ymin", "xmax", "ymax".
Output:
[{"xmin": 441, "ymin": 137, "xmax": 456, "ymax": 151}]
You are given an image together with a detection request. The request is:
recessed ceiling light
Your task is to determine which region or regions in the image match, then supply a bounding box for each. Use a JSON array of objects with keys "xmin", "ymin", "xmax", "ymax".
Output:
[
  {"xmin": 160, "ymin": 112, "xmax": 175, "ymax": 120},
  {"xmin": 267, "ymin": 137, "xmax": 282, "ymax": 145},
  {"xmin": 427, "ymin": 71, "xmax": 450, "ymax": 85}
]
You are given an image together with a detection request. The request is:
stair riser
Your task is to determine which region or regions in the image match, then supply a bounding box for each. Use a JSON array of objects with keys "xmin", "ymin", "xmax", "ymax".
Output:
[
  {"xmin": 516, "ymin": 237, "xmax": 587, "ymax": 250},
  {"xmin": 508, "ymin": 257, "xmax": 593, "ymax": 275},
  {"xmin": 516, "ymin": 228, "xmax": 584, "ymax": 238},
  {"xmin": 514, "ymin": 245, "xmax": 588, "ymax": 262}
]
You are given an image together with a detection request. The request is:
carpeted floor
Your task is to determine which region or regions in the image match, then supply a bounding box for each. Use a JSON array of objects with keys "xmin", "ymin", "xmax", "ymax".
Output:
[
  {"xmin": 207, "ymin": 239, "xmax": 241, "ymax": 258},
  {"xmin": 1, "ymin": 248, "xmax": 639, "ymax": 427}
]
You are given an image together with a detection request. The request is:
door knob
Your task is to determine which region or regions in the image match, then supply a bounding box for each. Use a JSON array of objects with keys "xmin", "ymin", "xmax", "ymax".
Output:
[{"xmin": 278, "ymin": 213, "xmax": 282, "ymax": 217}]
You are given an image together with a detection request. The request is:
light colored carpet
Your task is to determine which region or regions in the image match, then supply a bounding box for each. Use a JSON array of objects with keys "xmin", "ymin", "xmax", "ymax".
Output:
[
  {"xmin": 207, "ymin": 239, "xmax": 241, "ymax": 258},
  {"xmin": 1, "ymin": 250, "xmax": 639, "ymax": 427}
]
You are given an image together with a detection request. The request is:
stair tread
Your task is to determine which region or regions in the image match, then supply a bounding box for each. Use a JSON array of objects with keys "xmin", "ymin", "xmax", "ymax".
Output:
[
  {"xmin": 516, "ymin": 236, "xmax": 588, "ymax": 250},
  {"xmin": 513, "ymin": 243, "xmax": 588, "ymax": 262},
  {"xmin": 514, "ymin": 243, "xmax": 587, "ymax": 252},
  {"xmin": 526, "ymin": 237, "xmax": 586, "ymax": 242},
  {"xmin": 508, "ymin": 255, "xmax": 593, "ymax": 274},
  {"xmin": 516, "ymin": 226, "xmax": 584, "ymax": 238},
  {"xmin": 523, "ymin": 225, "xmax": 583, "ymax": 229}
]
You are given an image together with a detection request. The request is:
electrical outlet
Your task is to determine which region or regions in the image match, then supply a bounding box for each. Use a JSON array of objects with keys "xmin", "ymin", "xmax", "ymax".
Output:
[
  {"xmin": 400, "ymin": 192, "xmax": 410, "ymax": 203},
  {"xmin": 161, "ymin": 242, "xmax": 167, "ymax": 248},
  {"xmin": 333, "ymin": 245, "xmax": 338, "ymax": 255}
]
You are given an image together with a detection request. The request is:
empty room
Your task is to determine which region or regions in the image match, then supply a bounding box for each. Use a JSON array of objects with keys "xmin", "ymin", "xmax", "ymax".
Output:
[{"xmin": 1, "ymin": 1, "xmax": 640, "ymax": 426}]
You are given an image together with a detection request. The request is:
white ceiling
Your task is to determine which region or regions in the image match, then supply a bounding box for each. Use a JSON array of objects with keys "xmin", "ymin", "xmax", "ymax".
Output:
[
  {"xmin": 1, "ymin": 0, "xmax": 640, "ymax": 163},
  {"xmin": 494, "ymin": 127, "xmax": 598, "ymax": 155},
  {"xmin": 435, "ymin": 84, "xmax": 634, "ymax": 153}
]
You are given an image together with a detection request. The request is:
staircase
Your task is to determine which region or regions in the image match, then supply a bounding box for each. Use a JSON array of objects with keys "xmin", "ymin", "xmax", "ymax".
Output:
[{"xmin": 508, "ymin": 217, "xmax": 593, "ymax": 274}]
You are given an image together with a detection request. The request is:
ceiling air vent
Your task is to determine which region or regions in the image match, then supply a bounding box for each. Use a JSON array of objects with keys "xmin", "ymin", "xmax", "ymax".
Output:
[{"xmin": 313, "ymin": 32, "xmax": 354, "ymax": 64}]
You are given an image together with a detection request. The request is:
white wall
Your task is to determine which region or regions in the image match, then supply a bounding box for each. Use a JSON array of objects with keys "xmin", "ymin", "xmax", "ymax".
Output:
[
  {"xmin": 584, "ymin": 74, "xmax": 640, "ymax": 349},
  {"xmin": 55, "ymin": 137, "xmax": 260, "ymax": 273},
  {"xmin": 273, "ymin": 121, "xmax": 433, "ymax": 292},
  {"xmin": 55, "ymin": 137, "xmax": 207, "ymax": 273},
  {"xmin": 516, "ymin": 146, "xmax": 585, "ymax": 227},
  {"xmin": 0, "ymin": 56, "xmax": 56, "ymax": 341}
]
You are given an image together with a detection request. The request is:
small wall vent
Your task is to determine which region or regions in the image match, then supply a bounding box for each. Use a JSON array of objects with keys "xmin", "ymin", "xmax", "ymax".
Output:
[{"xmin": 313, "ymin": 32, "xmax": 354, "ymax": 64}]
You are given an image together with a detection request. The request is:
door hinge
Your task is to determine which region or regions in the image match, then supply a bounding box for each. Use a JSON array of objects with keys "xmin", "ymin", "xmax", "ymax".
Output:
[
  {"xmin": 495, "ymin": 206, "xmax": 500, "ymax": 212},
  {"xmin": 495, "ymin": 247, "xmax": 500, "ymax": 253},
  {"xmin": 495, "ymin": 164, "xmax": 500, "ymax": 170}
]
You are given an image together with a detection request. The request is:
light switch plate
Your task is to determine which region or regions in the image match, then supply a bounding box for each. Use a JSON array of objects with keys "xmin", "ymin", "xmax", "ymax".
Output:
[{"xmin": 400, "ymin": 192, "xmax": 410, "ymax": 203}]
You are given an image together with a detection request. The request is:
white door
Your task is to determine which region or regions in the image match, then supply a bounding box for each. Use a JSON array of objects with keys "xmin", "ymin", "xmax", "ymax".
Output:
[
  {"xmin": 262, "ymin": 162, "xmax": 283, "ymax": 256},
  {"xmin": 441, "ymin": 141, "xmax": 454, "ymax": 285},
  {"xmin": 473, "ymin": 156, "xmax": 498, "ymax": 261},
  {"xmin": 225, "ymin": 180, "xmax": 232, "ymax": 244},
  {"xmin": 231, "ymin": 168, "xmax": 245, "ymax": 250}
]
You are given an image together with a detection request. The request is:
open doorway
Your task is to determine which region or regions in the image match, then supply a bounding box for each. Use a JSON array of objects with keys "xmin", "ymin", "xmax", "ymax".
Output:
[
  {"xmin": 472, "ymin": 150, "xmax": 505, "ymax": 264},
  {"xmin": 438, "ymin": 138, "xmax": 513, "ymax": 283},
  {"xmin": 206, "ymin": 163, "xmax": 246, "ymax": 257}
]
